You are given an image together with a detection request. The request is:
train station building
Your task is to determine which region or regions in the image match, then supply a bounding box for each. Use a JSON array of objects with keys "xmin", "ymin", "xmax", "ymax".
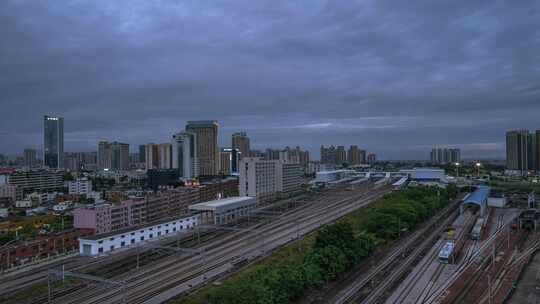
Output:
[
  {"xmin": 188, "ymin": 196, "xmax": 256, "ymax": 225},
  {"xmin": 461, "ymin": 186, "xmax": 490, "ymax": 217},
  {"xmin": 78, "ymin": 215, "xmax": 199, "ymax": 256}
]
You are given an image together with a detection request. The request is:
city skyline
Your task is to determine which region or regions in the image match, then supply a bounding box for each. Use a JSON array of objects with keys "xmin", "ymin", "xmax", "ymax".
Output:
[{"xmin": 1, "ymin": 1, "xmax": 540, "ymax": 160}]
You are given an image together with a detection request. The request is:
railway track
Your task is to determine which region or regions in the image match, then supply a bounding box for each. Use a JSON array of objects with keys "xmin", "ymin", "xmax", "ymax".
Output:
[
  {"xmin": 44, "ymin": 186, "xmax": 389, "ymax": 304},
  {"xmin": 331, "ymin": 197, "xmax": 463, "ymax": 304}
]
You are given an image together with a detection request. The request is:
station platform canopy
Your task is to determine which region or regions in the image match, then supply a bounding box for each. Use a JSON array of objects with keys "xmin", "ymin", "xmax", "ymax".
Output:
[{"xmin": 461, "ymin": 186, "xmax": 490, "ymax": 217}]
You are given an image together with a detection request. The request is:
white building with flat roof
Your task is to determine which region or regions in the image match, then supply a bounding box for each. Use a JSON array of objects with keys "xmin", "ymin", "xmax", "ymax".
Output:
[
  {"xmin": 189, "ymin": 196, "xmax": 256, "ymax": 225},
  {"xmin": 78, "ymin": 215, "xmax": 199, "ymax": 256}
]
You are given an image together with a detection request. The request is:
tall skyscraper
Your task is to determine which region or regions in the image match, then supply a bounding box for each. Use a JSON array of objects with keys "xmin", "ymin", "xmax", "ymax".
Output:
[
  {"xmin": 43, "ymin": 115, "xmax": 64, "ymax": 169},
  {"xmin": 172, "ymin": 132, "xmax": 198, "ymax": 179},
  {"xmin": 232, "ymin": 132, "xmax": 250, "ymax": 158},
  {"xmin": 506, "ymin": 130, "xmax": 530, "ymax": 174},
  {"xmin": 186, "ymin": 120, "xmax": 219, "ymax": 176},
  {"xmin": 24, "ymin": 148, "xmax": 37, "ymax": 168}
]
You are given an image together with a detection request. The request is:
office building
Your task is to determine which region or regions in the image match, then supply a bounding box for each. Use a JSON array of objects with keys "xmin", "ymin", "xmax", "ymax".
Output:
[
  {"xmin": 506, "ymin": 130, "xmax": 530, "ymax": 174},
  {"xmin": 239, "ymin": 158, "xmax": 303, "ymax": 203},
  {"xmin": 186, "ymin": 120, "xmax": 219, "ymax": 176},
  {"xmin": 219, "ymin": 148, "xmax": 240, "ymax": 175},
  {"xmin": 172, "ymin": 132, "xmax": 199, "ymax": 179},
  {"xmin": 43, "ymin": 115, "xmax": 64, "ymax": 169},
  {"xmin": 23, "ymin": 149, "xmax": 38, "ymax": 168},
  {"xmin": 430, "ymin": 147, "xmax": 461, "ymax": 165},
  {"xmin": 232, "ymin": 132, "xmax": 250, "ymax": 158},
  {"xmin": 279, "ymin": 163, "xmax": 303, "ymax": 193},
  {"xmin": 239, "ymin": 157, "xmax": 279, "ymax": 203}
]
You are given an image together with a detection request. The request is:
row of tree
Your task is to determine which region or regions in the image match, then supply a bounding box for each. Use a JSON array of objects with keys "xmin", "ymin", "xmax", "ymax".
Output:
[{"xmin": 203, "ymin": 186, "xmax": 449, "ymax": 304}]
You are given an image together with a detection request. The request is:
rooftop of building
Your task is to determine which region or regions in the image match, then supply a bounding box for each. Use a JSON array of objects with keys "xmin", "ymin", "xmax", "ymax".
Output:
[
  {"xmin": 80, "ymin": 214, "xmax": 198, "ymax": 240},
  {"xmin": 189, "ymin": 196, "xmax": 255, "ymax": 212},
  {"xmin": 464, "ymin": 186, "xmax": 490, "ymax": 205}
]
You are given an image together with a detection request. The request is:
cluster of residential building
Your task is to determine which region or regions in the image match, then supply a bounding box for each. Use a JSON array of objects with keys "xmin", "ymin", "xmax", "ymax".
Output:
[
  {"xmin": 320, "ymin": 145, "xmax": 376, "ymax": 166},
  {"xmin": 430, "ymin": 147, "xmax": 461, "ymax": 165},
  {"xmin": 506, "ymin": 129, "xmax": 540, "ymax": 175}
]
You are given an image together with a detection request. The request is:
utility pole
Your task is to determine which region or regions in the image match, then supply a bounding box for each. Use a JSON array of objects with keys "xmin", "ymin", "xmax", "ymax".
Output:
[{"xmin": 47, "ymin": 270, "xmax": 52, "ymax": 304}]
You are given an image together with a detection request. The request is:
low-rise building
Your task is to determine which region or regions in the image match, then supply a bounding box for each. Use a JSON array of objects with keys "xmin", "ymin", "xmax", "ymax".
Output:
[
  {"xmin": 4, "ymin": 170, "xmax": 64, "ymax": 196},
  {"xmin": 189, "ymin": 196, "xmax": 255, "ymax": 225},
  {"xmin": 68, "ymin": 177, "xmax": 92, "ymax": 195},
  {"xmin": 78, "ymin": 216, "xmax": 198, "ymax": 256}
]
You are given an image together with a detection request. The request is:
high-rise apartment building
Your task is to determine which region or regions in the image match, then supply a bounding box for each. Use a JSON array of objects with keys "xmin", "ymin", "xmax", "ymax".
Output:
[
  {"xmin": 24, "ymin": 149, "xmax": 37, "ymax": 168},
  {"xmin": 347, "ymin": 145, "xmax": 365, "ymax": 165},
  {"xmin": 138, "ymin": 145, "xmax": 146, "ymax": 163},
  {"xmin": 111, "ymin": 142, "xmax": 130, "ymax": 170},
  {"xmin": 506, "ymin": 130, "xmax": 530, "ymax": 174},
  {"xmin": 186, "ymin": 121, "xmax": 219, "ymax": 176},
  {"xmin": 43, "ymin": 115, "xmax": 64, "ymax": 169},
  {"xmin": 367, "ymin": 153, "xmax": 377, "ymax": 164},
  {"xmin": 145, "ymin": 143, "xmax": 160, "ymax": 170},
  {"xmin": 98, "ymin": 141, "xmax": 129, "ymax": 171},
  {"xmin": 232, "ymin": 132, "xmax": 250, "ymax": 159},
  {"xmin": 158, "ymin": 143, "xmax": 172, "ymax": 169},
  {"xmin": 320, "ymin": 145, "xmax": 337, "ymax": 164},
  {"xmin": 98, "ymin": 140, "xmax": 112, "ymax": 170},
  {"xmin": 430, "ymin": 147, "xmax": 461, "ymax": 165},
  {"xmin": 172, "ymin": 132, "xmax": 199, "ymax": 179},
  {"xmin": 336, "ymin": 146, "xmax": 347, "ymax": 164}
]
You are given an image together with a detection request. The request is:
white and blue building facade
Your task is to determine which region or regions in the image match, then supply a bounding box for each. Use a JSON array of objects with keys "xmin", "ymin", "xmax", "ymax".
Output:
[{"xmin": 79, "ymin": 215, "xmax": 199, "ymax": 256}]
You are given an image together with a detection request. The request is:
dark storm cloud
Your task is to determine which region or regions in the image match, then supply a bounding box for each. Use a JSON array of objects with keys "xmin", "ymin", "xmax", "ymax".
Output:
[{"xmin": 1, "ymin": 0, "xmax": 539, "ymax": 159}]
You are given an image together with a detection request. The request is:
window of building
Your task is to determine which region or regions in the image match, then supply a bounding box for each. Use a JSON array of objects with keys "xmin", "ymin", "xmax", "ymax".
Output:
[
  {"xmin": 98, "ymin": 247, "xmax": 103, "ymax": 253},
  {"xmin": 110, "ymin": 245, "xmax": 114, "ymax": 251},
  {"xmin": 149, "ymin": 234, "xmax": 153, "ymax": 238},
  {"xmin": 157, "ymin": 231, "xmax": 161, "ymax": 236},
  {"xmin": 140, "ymin": 236, "xmax": 144, "ymax": 241},
  {"xmin": 165, "ymin": 230, "xmax": 169, "ymax": 234},
  {"xmin": 121, "ymin": 242, "xmax": 125, "ymax": 247}
]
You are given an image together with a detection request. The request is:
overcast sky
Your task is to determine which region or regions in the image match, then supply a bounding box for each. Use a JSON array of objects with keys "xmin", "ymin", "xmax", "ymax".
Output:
[{"xmin": 1, "ymin": 0, "xmax": 539, "ymax": 160}]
